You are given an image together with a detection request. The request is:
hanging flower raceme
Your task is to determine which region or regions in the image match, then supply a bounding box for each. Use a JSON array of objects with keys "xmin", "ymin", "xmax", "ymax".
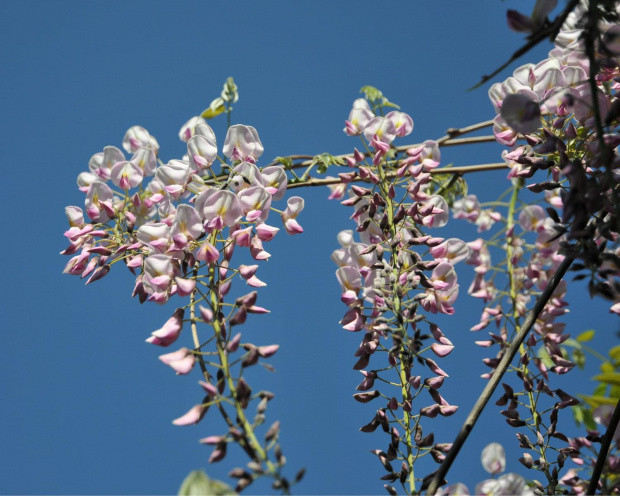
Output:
[{"xmin": 62, "ymin": 106, "xmax": 304, "ymax": 493}]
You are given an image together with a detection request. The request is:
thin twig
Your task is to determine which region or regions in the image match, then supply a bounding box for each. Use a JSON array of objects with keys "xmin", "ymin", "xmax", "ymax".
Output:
[
  {"xmin": 469, "ymin": 0, "xmax": 581, "ymax": 90},
  {"xmin": 425, "ymin": 254, "xmax": 575, "ymax": 495},
  {"xmin": 586, "ymin": 398, "xmax": 620, "ymax": 495},
  {"xmin": 286, "ymin": 163, "xmax": 509, "ymax": 190}
]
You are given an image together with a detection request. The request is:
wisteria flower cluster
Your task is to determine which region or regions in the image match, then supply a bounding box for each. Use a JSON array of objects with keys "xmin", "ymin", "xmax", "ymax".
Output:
[
  {"xmin": 330, "ymin": 94, "xmax": 473, "ymax": 494},
  {"xmin": 62, "ymin": 99, "xmax": 305, "ymax": 493}
]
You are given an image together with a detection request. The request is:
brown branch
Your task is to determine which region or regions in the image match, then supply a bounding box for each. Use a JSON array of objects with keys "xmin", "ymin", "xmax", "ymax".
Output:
[
  {"xmin": 286, "ymin": 163, "xmax": 509, "ymax": 190},
  {"xmin": 425, "ymin": 254, "xmax": 576, "ymax": 495},
  {"xmin": 469, "ymin": 0, "xmax": 581, "ymax": 90},
  {"xmin": 586, "ymin": 398, "xmax": 620, "ymax": 495}
]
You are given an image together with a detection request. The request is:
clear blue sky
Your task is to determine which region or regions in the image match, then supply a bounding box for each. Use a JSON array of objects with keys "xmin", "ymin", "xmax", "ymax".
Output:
[{"xmin": 0, "ymin": 1, "xmax": 615, "ymax": 494}]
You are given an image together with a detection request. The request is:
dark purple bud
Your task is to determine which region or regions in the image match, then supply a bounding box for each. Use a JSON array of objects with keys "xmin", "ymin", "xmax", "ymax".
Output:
[
  {"xmin": 506, "ymin": 9, "xmax": 536, "ymax": 32},
  {"xmin": 555, "ymin": 389, "xmax": 579, "ymax": 407},
  {"xmin": 516, "ymin": 433, "xmax": 533, "ymax": 448},
  {"xmin": 353, "ymin": 390, "xmax": 380, "ymax": 403},
  {"xmin": 379, "ymin": 468, "xmax": 398, "ymax": 482},
  {"xmin": 439, "ymin": 405, "xmax": 458, "ymax": 416},
  {"xmin": 409, "ymin": 376, "xmax": 421, "ymax": 389},
  {"xmin": 420, "ymin": 404, "xmax": 440, "ymax": 418},
  {"xmin": 425, "ymin": 376, "xmax": 445, "ymax": 389},
  {"xmin": 208, "ymin": 441, "xmax": 227, "ymax": 463},
  {"xmin": 236, "ymin": 378, "xmax": 251, "ymax": 408},
  {"xmin": 430, "ymin": 449, "xmax": 445, "ymax": 463},
  {"xmin": 242, "ymin": 347, "xmax": 260, "ymax": 367},
  {"xmin": 384, "ymin": 484, "xmax": 398, "ymax": 495},
  {"xmin": 294, "ymin": 468, "xmax": 306, "ymax": 483},
  {"xmin": 377, "ymin": 409, "xmax": 390, "ymax": 433},
  {"xmin": 216, "ymin": 369, "xmax": 226, "ymax": 394},
  {"xmin": 229, "ymin": 468, "xmax": 250, "ymax": 479},
  {"xmin": 418, "ymin": 432, "xmax": 434, "ymax": 447},
  {"xmin": 551, "ymin": 431, "xmax": 569, "ymax": 442},
  {"xmin": 353, "ymin": 354, "xmax": 370, "ymax": 370},
  {"xmin": 399, "ymin": 462, "xmax": 409, "ymax": 484},
  {"xmin": 519, "ymin": 453, "xmax": 534, "ymax": 468},
  {"xmin": 265, "ymin": 420, "xmax": 280, "ymax": 442},
  {"xmin": 235, "ymin": 477, "xmax": 253, "ymax": 492},
  {"xmin": 390, "ymin": 427, "xmax": 400, "ymax": 447},
  {"xmin": 237, "ymin": 291, "xmax": 258, "ymax": 307},
  {"xmin": 387, "ymin": 397, "xmax": 399, "ymax": 410},
  {"xmin": 227, "ymin": 333, "xmax": 242, "ymax": 352},
  {"xmin": 351, "ymin": 185, "xmax": 372, "ymax": 197},
  {"xmin": 360, "ymin": 419, "xmax": 380, "ymax": 433},
  {"xmin": 86, "ymin": 264, "xmax": 110, "ymax": 285},
  {"xmin": 230, "ymin": 307, "xmax": 247, "ymax": 326}
]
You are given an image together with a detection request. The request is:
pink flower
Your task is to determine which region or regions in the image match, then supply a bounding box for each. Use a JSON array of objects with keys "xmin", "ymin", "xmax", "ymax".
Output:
[
  {"xmin": 178, "ymin": 116, "xmax": 207, "ymax": 142},
  {"xmin": 155, "ymin": 160, "xmax": 190, "ymax": 200},
  {"xmin": 142, "ymin": 254, "xmax": 176, "ymax": 303},
  {"xmin": 430, "ymin": 238, "xmax": 470, "ymax": 264},
  {"xmin": 481, "ymin": 442, "xmax": 506, "ymax": 474},
  {"xmin": 386, "ymin": 111, "xmax": 414, "ymax": 137},
  {"xmin": 159, "ymin": 347, "xmax": 195, "ymax": 374},
  {"xmin": 172, "ymin": 404, "xmax": 207, "ymax": 426},
  {"xmin": 222, "ymin": 125, "xmax": 264, "ymax": 162},
  {"xmin": 146, "ymin": 308, "xmax": 184, "ymax": 346},
  {"xmin": 344, "ymin": 99, "xmax": 374, "ymax": 136},
  {"xmin": 237, "ymin": 186, "xmax": 272, "ymax": 222},
  {"xmin": 363, "ymin": 116, "xmax": 397, "ymax": 144},
  {"xmin": 110, "ymin": 160, "xmax": 144, "ymax": 190},
  {"xmin": 260, "ymin": 166, "xmax": 288, "ymax": 201},
  {"xmin": 195, "ymin": 189, "xmax": 243, "ymax": 230},
  {"xmin": 136, "ymin": 223, "xmax": 171, "ymax": 254},
  {"xmin": 187, "ymin": 135, "xmax": 217, "ymax": 171},
  {"xmin": 281, "ymin": 196, "xmax": 305, "ymax": 235},
  {"xmin": 130, "ymin": 147, "xmax": 157, "ymax": 176},
  {"xmin": 85, "ymin": 181, "xmax": 115, "ymax": 222},
  {"xmin": 171, "ymin": 205, "xmax": 203, "ymax": 246},
  {"xmin": 500, "ymin": 93, "xmax": 541, "ymax": 134},
  {"xmin": 122, "ymin": 125, "xmax": 159, "ymax": 154},
  {"xmin": 519, "ymin": 205, "xmax": 546, "ymax": 231},
  {"xmin": 408, "ymin": 140, "xmax": 440, "ymax": 170},
  {"xmin": 239, "ymin": 264, "xmax": 266, "ymax": 287}
]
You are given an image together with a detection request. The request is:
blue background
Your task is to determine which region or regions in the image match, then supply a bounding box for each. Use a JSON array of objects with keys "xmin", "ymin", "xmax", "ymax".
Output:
[{"xmin": 0, "ymin": 1, "xmax": 616, "ymax": 494}]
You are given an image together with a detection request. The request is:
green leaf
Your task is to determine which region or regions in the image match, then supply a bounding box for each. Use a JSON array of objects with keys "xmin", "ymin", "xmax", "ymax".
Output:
[
  {"xmin": 578, "ymin": 394, "xmax": 619, "ymax": 408},
  {"xmin": 582, "ymin": 407, "xmax": 598, "ymax": 430},
  {"xmin": 274, "ymin": 156, "xmax": 293, "ymax": 169},
  {"xmin": 593, "ymin": 373, "xmax": 620, "ymax": 387},
  {"xmin": 201, "ymin": 97, "xmax": 226, "ymax": 119},
  {"xmin": 311, "ymin": 153, "xmax": 345, "ymax": 174},
  {"xmin": 360, "ymin": 85, "xmax": 384, "ymax": 103},
  {"xmin": 576, "ymin": 329, "xmax": 595, "ymax": 342},
  {"xmin": 572, "ymin": 348, "xmax": 586, "ymax": 370},
  {"xmin": 537, "ymin": 346, "xmax": 554, "ymax": 369},
  {"xmin": 601, "ymin": 361, "xmax": 615, "ymax": 374},
  {"xmin": 609, "ymin": 345, "xmax": 620, "ymax": 362},
  {"xmin": 593, "ymin": 382, "xmax": 608, "ymax": 397},
  {"xmin": 571, "ymin": 405, "xmax": 584, "ymax": 426},
  {"xmin": 178, "ymin": 470, "xmax": 236, "ymax": 496}
]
